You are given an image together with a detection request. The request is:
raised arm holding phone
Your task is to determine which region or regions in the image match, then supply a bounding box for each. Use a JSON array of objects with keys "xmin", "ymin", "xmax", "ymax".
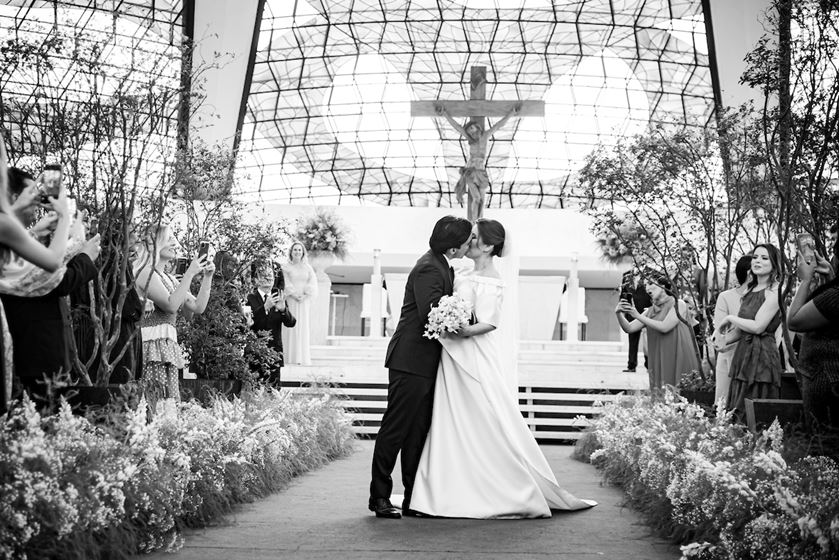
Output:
[
  {"xmin": 135, "ymin": 226, "xmax": 215, "ymax": 401},
  {"xmin": 787, "ymin": 231, "xmax": 839, "ymax": 430}
]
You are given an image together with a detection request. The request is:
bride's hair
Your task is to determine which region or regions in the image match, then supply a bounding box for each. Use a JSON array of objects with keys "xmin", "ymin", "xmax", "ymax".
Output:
[{"xmin": 475, "ymin": 218, "xmax": 505, "ymax": 257}]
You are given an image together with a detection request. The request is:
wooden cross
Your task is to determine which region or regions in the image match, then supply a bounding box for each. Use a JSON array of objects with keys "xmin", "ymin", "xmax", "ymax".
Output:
[{"xmin": 411, "ymin": 66, "xmax": 545, "ymax": 220}]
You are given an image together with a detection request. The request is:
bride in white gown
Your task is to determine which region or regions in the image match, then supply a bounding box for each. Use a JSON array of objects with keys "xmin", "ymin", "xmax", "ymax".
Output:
[{"xmin": 410, "ymin": 218, "xmax": 596, "ymax": 519}]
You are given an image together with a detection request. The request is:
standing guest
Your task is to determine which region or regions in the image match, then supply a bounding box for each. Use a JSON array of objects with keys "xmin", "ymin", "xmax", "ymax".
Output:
[
  {"xmin": 281, "ymin": 242, "xmax": 317, "ymax": 366},
  {"xmin": 0, "ymin": 143, "xmax": 72, "ymax": 410},
  {"xmin": 247, "ymin": 263, "xmax": 296, "ymax": 387},
  {"xmin": 134, "ymin": 225, "xmax": 214, "ymax": 401},
  {"xmin": 1, "ymin": 165, "xmax": 99, "ymax": 404},
  {"xmin": 788, "ymin": 250, "xmax": 839, "ymax": 431},
  {"xmin": 621, "ymin": 268, "xmax": 652, "ymax": 373},
  {"xmin": 711, "ymin": 255, "xmax": 753, "ymax": 406},
  {"xmin": 616, "ymin": 273, "xmax": 700, "ymax": 389},
  {"xmin": 716, "ymin": 244, "xmax": 783, "ymax": 421}
]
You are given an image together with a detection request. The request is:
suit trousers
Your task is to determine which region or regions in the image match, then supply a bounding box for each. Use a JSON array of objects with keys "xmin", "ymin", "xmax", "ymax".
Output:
[
  {"xmin": 627, "ymin": 330, "xmax": 648, "ymax": 369},
  {"xmin": 370, "ymin": 369, "xmax": 435, "ymax": 507}
]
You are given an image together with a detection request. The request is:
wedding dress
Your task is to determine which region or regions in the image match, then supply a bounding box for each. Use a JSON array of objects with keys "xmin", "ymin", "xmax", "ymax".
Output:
[{"xmin": 410, "ymin": 273, "xmax": 596, "ymax": 518}]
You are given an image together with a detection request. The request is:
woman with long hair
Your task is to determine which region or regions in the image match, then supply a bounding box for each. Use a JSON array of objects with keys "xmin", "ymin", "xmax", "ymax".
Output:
[
  {"xmin": 281, "ymin": 241, "xmax": 317, "ymax": 366},
  {"xmin": 134, "ymin": 225, "xmax": 214, "ymax": 400},
  {"xmin": 616, "ymin": 272, "xmax": 700, "ymax": 389},
  {"xmin": 716, "ymin": 244, "xmax": 783, "ymax": 420},
  {"xmin": 0, "ymin": 138, "xmax": 72, "ymax": 411}
]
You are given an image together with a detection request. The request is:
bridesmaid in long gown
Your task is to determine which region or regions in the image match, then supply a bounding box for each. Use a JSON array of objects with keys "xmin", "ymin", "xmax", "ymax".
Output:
[
  {"xmin": 616, "ymin": 273, "xmax": 700, "ymax": 389},
  {"xmin": 411, "ymin": 219, "xmax": 595, "ymax": 519},
  {"xmin": 716, "ymin": 244, "xmax": 783, "ymax": 421},
  {"xmin": 281, "ymin": 242, "xmax": 317, "ymax": 366}
]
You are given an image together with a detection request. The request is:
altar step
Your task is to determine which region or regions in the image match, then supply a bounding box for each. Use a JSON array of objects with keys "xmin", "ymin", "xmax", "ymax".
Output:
[{"xmin": 284, "ymin": 337, "xmax": 645, "ymax": 443}]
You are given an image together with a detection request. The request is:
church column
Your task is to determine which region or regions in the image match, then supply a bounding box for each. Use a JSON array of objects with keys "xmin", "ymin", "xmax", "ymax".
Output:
[
  {"xmin": 565, "ymin": 252, "xmax": 581, "ymax": 342},
  {"xmin": 368, "ymin": 249, "xmax": 384, "ymax": 338}
]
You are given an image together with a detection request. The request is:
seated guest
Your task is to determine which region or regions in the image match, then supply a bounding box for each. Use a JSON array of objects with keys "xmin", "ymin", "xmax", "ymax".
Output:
[{"xmin": 247, "ymin": 262, "xmax": 296, "ymax": 387}]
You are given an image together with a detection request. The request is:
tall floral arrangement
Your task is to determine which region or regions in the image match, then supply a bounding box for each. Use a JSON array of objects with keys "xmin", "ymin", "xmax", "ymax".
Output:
[{"xmin": 295, "ymin": 209, "xmax": 350, "ymax": 260}]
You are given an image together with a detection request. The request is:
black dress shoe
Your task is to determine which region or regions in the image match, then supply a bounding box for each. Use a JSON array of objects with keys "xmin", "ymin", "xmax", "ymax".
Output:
[
  {"xmin": 368, "ymin": 498, "xmax": 401, "ymax": 519},
  {"xmin": 622, "ymin": 367, "xmax": 636, "ymax": 373}
]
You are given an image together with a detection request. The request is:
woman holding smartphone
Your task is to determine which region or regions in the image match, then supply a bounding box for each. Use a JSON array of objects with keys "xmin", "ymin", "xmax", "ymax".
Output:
[
  {"xmin": 134, "ymin": 225, "xmax": 214, "ymax": 401},
  {"xmin": 0, "ymin": 139, "xmax": 72, "ymax": 412},
  {"xmin": 788, "ymin": 240, "xmax": 839, "ymax": 432}
]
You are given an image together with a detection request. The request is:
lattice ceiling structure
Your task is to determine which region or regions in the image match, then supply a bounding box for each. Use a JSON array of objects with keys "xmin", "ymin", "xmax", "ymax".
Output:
[
  {"xmin": 239, "ymin": 0, "xmax": 717, "ymax": 208},
  {"xmin": 0, "ymin": 0, "xmax": 184, "ymax": 174}
]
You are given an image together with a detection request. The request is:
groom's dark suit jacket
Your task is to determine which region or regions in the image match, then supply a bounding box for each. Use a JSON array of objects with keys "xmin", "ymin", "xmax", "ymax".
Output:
[{"xmin": 385, "ymin": 250, "xmax": 453, "ymax": 378}]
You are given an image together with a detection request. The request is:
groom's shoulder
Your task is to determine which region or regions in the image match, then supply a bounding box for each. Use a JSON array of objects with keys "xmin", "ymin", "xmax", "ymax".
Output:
[{"xmin": 414, "ymin": 250, "xmax": 437, "ymax": 266}]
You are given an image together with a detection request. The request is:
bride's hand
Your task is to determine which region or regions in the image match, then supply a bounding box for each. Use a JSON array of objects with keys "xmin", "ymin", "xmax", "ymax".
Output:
[{"xmin": 454, "ymin": 325, "xmax": 471, "ymax": 337}]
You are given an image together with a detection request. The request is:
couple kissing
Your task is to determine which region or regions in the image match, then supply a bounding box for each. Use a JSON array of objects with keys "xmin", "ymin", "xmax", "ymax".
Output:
[{"xmin": 369, "ymin": 216, "xmax": 596, "ymax": 519}]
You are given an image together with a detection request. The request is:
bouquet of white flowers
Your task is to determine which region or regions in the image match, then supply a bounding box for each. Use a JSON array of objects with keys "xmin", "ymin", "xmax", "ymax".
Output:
[{"xmin": 423, "ymin": 294, "xmax": 472, "ymax": 340}]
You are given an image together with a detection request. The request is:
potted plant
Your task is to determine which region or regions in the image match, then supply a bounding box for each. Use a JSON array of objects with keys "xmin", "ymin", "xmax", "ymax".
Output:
[{"xmin": 677, "ymin": 369, "xmax": 716, "ymax": 408}]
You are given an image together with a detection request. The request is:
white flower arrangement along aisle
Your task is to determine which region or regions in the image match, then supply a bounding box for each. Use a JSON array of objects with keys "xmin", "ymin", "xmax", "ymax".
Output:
[
  {"xmin": 574, "ymin": 389, "xmax": 839, "ymax": 560},
  {"xmin": 0, "ymin": 387, "xmax": 355, "ymax": 559}
]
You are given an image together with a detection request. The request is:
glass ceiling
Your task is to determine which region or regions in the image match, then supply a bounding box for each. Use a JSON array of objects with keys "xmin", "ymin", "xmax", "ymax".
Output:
[
  {"xmin": 0, "ymin": 1, "xmax": 184, "ymax": 176},
  {"xmin": 239, "ymin": 0, "xmax": 716, "ymax": 208}
]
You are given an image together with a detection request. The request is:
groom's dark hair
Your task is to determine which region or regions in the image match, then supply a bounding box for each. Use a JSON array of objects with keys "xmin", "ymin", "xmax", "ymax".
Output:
[{"xmin": 429, "ymin": 216, "xmax": 472, "ymax": 254}]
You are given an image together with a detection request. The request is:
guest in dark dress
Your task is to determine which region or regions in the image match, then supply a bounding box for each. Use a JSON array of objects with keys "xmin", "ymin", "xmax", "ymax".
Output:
[
  {"xmin": 788, "ymin": 249, "xmax": 839, "ymax": 431},
  {"xmin": 716, "ymin": 244, "xmax": 783, "ymax": 421}
]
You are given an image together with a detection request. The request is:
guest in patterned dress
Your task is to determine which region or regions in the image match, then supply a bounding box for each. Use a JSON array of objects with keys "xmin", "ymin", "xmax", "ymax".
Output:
[
  {"xmin": 134, "ymin": 225, "xmax": 215, "ymax": 400},
  {"xmin": 716, "ymin": 244, "xmax": 783, "ymax": 422}
]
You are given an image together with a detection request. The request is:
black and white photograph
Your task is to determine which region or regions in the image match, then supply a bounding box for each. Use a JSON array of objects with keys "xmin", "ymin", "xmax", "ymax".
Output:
[{"xmin": 1, "ymin": 0, "xmax": 838, "ymax": 559}]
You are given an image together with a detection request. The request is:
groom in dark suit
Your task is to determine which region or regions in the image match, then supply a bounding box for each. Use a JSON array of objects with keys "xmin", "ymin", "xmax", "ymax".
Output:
[{"xmin": 369, "ymin": 215, "xmax": 473, "ymax": 519}]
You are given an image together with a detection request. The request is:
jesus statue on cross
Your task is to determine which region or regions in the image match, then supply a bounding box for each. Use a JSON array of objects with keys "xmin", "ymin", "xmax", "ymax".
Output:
[
  {"xmin": 435, "ymin": 102, "xmax": 520, "ymax": 221},
  {"xmin": 411, "ymin": 66, "xmax": 545, "ymax": 220}
]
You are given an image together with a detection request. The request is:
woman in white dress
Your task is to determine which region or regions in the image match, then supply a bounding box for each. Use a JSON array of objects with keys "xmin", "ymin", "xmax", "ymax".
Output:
[
  {"xmin": 710, "ymin": 255, "xmax": 752, "ymax": 406},
  {"xmin": 410, "ymin": 219, "xmax": 596, "ymax": 519},
  {"xmin": 281, "ymin": 242, "xmax": 317, "ymax": 366}
]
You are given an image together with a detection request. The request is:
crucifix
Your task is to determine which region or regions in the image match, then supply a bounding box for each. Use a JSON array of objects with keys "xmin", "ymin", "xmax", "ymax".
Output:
[{"xmin": 411, "ymin": 66, "xmax": 545, "ymax": 220}]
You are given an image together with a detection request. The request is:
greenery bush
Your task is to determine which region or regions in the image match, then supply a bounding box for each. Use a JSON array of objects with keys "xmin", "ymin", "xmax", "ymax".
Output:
[
  {"xmin": 0, "ymin": 387, "xmax": 355, "ymax": 559},
  {"xmin": 575, "ymin": 389, "xmax": 839, "ymax": 559}
]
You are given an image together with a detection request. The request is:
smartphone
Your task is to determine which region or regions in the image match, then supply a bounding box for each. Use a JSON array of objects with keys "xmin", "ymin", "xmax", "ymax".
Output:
[
  {"xmin": 796, "ymin": 232, "xmax": 815, "ymax": 261},
  {"xmin": 197, "ymin": 240, "xmax": 210, "ymax": 259},
  {"xmin": 40, "ymin": 164, "xmax": 62, "ymax": 197},
  {"xmin": 174, "ymin": 257, "xmax": 189, "ymax": 276}
]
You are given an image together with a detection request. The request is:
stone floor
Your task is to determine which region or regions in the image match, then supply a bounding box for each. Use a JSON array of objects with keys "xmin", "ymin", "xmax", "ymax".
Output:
[{"xmin": 144, "ymin": 440, "xmax": 679, "ymax": 560}]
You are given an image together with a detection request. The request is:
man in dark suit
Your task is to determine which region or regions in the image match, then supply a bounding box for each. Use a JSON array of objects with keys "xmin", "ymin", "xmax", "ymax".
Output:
[
  {"xmin": 369, "ymin": 215, "xmax": 473, "ymax": 519},
  {"xmin": 622, "ymin": 268, "xmax": 652, "ymax": 372},
  {"xmin": 247, "ymin": 263, "xmax": 296, "ymax": 387}
]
